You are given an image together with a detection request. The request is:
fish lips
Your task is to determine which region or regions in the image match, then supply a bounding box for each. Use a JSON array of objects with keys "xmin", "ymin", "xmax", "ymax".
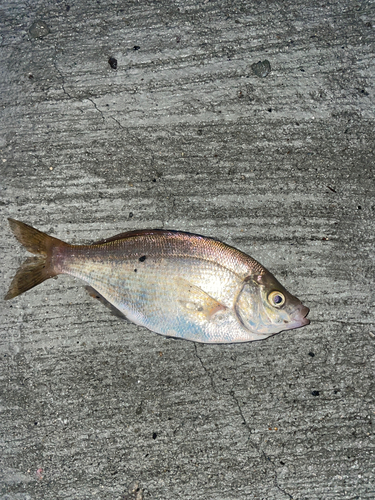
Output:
[{"xmin": 287, "ymin": 304, "xmax": 310, "ymax": 330}]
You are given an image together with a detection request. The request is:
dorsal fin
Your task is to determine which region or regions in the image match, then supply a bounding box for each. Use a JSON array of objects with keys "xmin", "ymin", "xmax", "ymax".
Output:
[{"xmin": 92, "ymin": 229, "xmax": 221, "ymax": 245}]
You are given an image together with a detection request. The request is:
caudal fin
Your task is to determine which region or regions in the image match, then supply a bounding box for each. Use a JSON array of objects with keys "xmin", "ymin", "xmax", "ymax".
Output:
[{"xmin": 5, "ymin": 218, "xmax": 65, "ymax": 300}]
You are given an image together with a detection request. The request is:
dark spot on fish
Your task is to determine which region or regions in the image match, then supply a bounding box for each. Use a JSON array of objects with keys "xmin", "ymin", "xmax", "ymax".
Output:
[
  {"xmin": 28, "ymin": 74, "xmax": 34, "ymax": 79},
  {"xmin": 152, "ymin": 432, "xmax": 157, "ymax": 439},
  {"xmin": 152, "ymin": 178, "xmax": 156, "ymax": 182},
  {"xmin": 280, "ymin": 461, "xmax": 285, "ymax": 465},
  {"xmin": 139, "ymin": 255, "xmax": 146, "ymax": 262},
  {"xmin": 129, "ymin": 212, "xmax": 134, "ymax": 219},
  {"xmin": 268, "ymin": 108, "xmax": 272, "ymax": 112},
  {"xmin": 308, "ymin": 352, "xmax": 315, "ymax": 357},
  {"xmin": 108, "ymin": 57, "xmax": 117, "ymax": 70},
  {"xmin": 133, "ymin": 45, "xmax": 140, "ymax": 50},
  {"xmin": 311, "ymin": 390, "xmax": 320, "ymax": 396},
  {"xmin": 134, "ymin": 269, "xmax": 137, "ymax": 272},
  {"xmin": 357, "ymin": 205, "xmax": 362, "ymax": 210}
]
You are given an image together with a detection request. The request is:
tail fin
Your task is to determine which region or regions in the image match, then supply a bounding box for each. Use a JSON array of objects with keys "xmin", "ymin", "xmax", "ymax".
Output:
[{"xmin": 5, "ymin": 218, "xmax": 65, "ymax": 300}]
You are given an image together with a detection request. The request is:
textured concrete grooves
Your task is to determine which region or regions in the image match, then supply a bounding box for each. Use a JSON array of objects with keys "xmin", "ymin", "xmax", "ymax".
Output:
[
  {"xmin": 195, "ymin": 342, "xmax": 294, "ymax": 499},
  {"xmin": 1, "ymin": 0, "xmax": 374, "ymax": 499}
]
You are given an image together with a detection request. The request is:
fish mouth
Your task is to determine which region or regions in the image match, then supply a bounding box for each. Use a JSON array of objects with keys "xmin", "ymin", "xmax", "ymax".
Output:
[{"xmin": 289, "ymin": 304, "xmax": 310, "ymax": 329}]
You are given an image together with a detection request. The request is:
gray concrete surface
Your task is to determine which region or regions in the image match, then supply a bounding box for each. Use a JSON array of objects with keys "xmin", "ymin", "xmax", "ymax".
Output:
[{"xmin": 1, "ymin": 1, "xmax": 374, "ymax": 499}]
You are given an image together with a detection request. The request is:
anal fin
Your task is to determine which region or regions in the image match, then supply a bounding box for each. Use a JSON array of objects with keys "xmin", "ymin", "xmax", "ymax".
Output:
[{"xmin": 85, "ymin": 286, "xmax": 128, "ymax": 321}]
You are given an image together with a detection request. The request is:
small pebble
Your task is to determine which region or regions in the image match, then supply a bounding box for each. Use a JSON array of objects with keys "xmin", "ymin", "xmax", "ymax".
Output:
[
  {"xmin": 121, "ymin": 481, "xmax": 143, "ymax": 500},
  {"xmin": 251, "ymin": 59, "xmax": 271, "ymax": 78},
  {"xmin": 108, "ymin": 57, "xmax": 117, "ymax": 70},
  {"xmin": 29, "ymin": 20, "xmax": 50, "ymax": 39}
]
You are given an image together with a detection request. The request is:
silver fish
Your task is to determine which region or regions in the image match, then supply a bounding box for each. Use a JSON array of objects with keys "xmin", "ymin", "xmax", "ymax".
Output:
[{"xmin": 5, "ymin": 219, "xmax": 309, "ymax": 343}]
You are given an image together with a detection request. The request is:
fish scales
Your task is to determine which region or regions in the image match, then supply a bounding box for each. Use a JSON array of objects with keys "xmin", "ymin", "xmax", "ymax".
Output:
[
  {"xmin": 5, "ymin": 220, "xmax": 310, "ymax": 343},
  {"xmin": 57, "ymin": 233, "xmax": 254, "ymax": 342},
  {"xmin": 58, "ymin": 232, "xmax": 256, "ymax": 303}
]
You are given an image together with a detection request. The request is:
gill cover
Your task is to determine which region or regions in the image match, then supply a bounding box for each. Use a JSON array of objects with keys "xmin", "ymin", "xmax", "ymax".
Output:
[
  {"xmin": 234, "ymin": 277, "xmax": 268, "ymax": 334},
  {"xmin": 234, "ymin": 273, "xmax": 297, "ymax": 335}
]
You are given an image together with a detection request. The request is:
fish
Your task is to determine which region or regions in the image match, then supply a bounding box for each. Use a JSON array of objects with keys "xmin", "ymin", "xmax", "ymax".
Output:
[{"xmin": 5, "ymin": 218, "xmax": 309, "ymax": 343}]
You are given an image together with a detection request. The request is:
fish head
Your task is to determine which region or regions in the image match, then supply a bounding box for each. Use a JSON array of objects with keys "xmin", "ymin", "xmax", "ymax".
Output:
[{"xmin": 235, "ymin": 271, "xmax": 309, "ymax": 337}]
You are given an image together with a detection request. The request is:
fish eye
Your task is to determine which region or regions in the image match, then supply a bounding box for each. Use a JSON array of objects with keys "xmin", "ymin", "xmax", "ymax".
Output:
[{"xmin": 268, "ymin": 291, "xmax": 285, "ymax": 308}]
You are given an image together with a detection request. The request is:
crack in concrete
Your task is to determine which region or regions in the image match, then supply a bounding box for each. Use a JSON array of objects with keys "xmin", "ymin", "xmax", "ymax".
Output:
[
  {"xmin": 52, "ymin": 47, "xmax": 72, "ymax": 100},
  {"xmin": 230, "ymin": 389, "xmax": 294, "ymax": 499},
  {"xmin": 193, "ymin": 344, "xmax": 293, "ymax": 499},
  {"xmin": 52, "ymin": 47, "xmax": 124, "ymax": 129},
  {"xmin": 86, "ymin": 98, "xmax": 105, "ymax": 123},
  {"xmin": 86, "ymin": 100, "xmax": 130, "ymax": 132},
  {"xmin": 193, "ymin": 344, "xmax": 215, "ymax": 391},
  {"xmin": 110, "ymin": 116, "xmax": 125, "ymax": 129}
]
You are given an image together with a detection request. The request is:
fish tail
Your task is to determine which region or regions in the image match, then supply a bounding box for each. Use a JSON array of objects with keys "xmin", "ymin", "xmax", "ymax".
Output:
[{"xmin": 5, "ymin": 218, "xmax": 66, "ymax": 300}]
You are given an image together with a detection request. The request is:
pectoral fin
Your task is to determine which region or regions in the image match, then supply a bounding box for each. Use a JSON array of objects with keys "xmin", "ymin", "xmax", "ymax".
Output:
[{"xmin": 174, "ymin": 278, "xmax": 227, "ymax": 320}]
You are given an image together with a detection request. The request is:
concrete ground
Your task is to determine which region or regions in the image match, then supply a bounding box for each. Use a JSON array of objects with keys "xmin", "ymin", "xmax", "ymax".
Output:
[{"xmin": 1, "ymin": 1, "xmax": 374, "ymax": 499}]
